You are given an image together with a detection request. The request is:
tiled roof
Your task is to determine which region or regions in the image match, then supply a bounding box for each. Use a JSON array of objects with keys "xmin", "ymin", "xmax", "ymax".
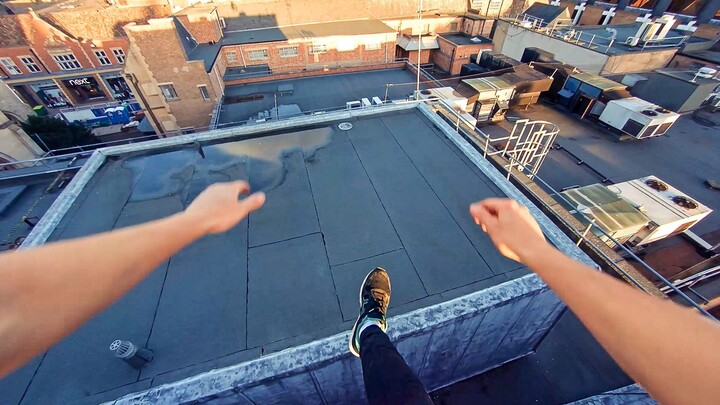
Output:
[
  {"xmin": 42, "ymin": 4, "xmax": 171, "ymax": 40},
  {"xmin": 0, "ymin": 14, "xmax": 33, "ymax": 47}
]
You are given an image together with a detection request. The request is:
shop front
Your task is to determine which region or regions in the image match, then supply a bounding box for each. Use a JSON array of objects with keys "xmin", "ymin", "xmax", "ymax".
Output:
[
  {"xmin": 29, "ymin": 80, "xmax": 71, "ymax": 108},
  {"xmin": 100, "ymin": 72, "xmax": 134, "ymax": 101},
  {"xmin": 60, "ymin": 76, "xmax": 109, "ymax": 104}
]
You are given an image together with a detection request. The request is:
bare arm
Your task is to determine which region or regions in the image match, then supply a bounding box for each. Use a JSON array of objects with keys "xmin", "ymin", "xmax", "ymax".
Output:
[
  {"xmin": 0, "ymin": 182, "xmax": 265, "ymax": 377},
  {"xmin": 470, "ymin": 199, "xmax": 720, "ymax": 405}
]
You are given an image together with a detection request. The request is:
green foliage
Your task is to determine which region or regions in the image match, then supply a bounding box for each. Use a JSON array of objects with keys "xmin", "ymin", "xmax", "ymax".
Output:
[{"xmin": 21, "ymin": 116, "xmax": 98, "ymax": 151}]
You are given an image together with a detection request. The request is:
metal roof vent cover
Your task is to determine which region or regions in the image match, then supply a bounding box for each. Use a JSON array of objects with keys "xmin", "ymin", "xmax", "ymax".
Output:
[
  {"xmin": 672, "ymin": 196, "xmax": 698, "ymax": 210},
  {"xmin": 641, "ymin": 109, "xmax": 658, "ymax": 116},
  {"xmin": 646, "ymin": 178, "xmax": 668, "ymax": 191},
  {"xmin": 338, "ymin": 122, "xmax": 353, "ymax": 130},
  {"xmin": 109, "ymin": 339, "xmax": 153, "ymax": 369}
]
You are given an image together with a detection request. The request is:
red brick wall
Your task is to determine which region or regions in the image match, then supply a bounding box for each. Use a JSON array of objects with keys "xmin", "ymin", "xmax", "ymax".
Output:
[
  {"xmin": 43, "ymin": 5, "xmax": 171, "ymax": 40},
  {"xmin": 221, "ymin": 38, "xmax": 393, "ymax": 73},
  {"xmin": 126, "ymin": 20, "xmax": 217, "ymax": 130},
  {"xmin": 432, "ymin": 36, "xmax": 493, "ymax": 75},
  {"xmin": 78, "ymin": 38, "xmax": 129, "ymax": 68},
  {"xmin": 407, "ymin": 50, "xmax": 431, "ymax": 64},
  {"xmin": 0, "ymin": 47, "xmax": 48, "ymax": 76}
]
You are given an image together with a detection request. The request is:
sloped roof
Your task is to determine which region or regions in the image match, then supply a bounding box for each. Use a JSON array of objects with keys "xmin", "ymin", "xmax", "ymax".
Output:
[
  {"xmin": 42, "ymin": 4, "xmax": 171, "ymax": 40},
  {"xmin": 523, "ymin": 3, "xmax": 566, "ymax": 25},
  {"xmin": 0, "ymin": 15, "xmax": 33, "ymax": 47}
]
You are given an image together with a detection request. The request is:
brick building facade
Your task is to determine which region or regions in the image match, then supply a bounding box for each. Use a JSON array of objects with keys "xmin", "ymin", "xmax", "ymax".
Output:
[
  {"xmin": 0, "ymin": 4, "xmax": 170, "ymax": 112},
  {"xmin": 123, "ymin": 8, "xmax": 401, "ymax": 134}
]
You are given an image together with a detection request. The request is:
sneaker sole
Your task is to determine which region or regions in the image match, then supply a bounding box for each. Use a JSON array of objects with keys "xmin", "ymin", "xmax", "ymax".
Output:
[{"xmin": 348, "ymin": 268, "xmax": 386, "ymax": 357}]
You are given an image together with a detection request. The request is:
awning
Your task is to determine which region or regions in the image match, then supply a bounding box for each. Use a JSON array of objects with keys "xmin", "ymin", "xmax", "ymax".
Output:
[{"xmin": 396, "ymin": 35, "xmax": 440, "ymax": 51}]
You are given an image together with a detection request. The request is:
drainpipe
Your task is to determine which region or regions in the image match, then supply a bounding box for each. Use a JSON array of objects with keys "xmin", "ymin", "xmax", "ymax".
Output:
[{"xmin": 125, "ymin": 73, "xmax": 162, "ymax": 135}]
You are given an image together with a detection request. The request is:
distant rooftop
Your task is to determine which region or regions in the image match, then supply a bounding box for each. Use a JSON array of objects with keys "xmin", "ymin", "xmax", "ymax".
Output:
[
  {"xmin": 188, "ymin": 19, "xmax": 396, "ymax": 71},
  {"xmin": 523, "ymin": 3, "xmax": 568, "ymax": 25},
  {"xmin": 569, "ymin": 71, "xmax": 626, "ymax": 90},
  {"xmin": 567, "ymin": 23, "xmax": 709, "ymax": 55},
  {"xmin": 656, "ymin": 68, "xmax": 720, "ymax": 84},
  {"xmin": 438, "ymin": 32, "xmax": 491, "ymax": 46}
]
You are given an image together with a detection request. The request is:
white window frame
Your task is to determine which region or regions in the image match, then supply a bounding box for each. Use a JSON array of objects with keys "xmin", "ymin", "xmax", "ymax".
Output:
[
  {"xmin": 198, "ymin": 85, "xmax": 210, "ymax": 101},
  {"xmin": 247, "ymin": 48, "xmax": 269, "ymax": 61},
  {"xmin": 51, "ymin": 53, "xmax": 81, "ymax": 70},
  {"xmin": 278, "ymin": 46, "xmax": 298, "ymax": 58},
  {"xmin": 309, "ymin": 44, "xmax": 327, "ymax": 55},
  {"xmin": 226, "ymin": 51, "xmax": 237, "ymax": 62},
  {"xmin": 111, "ymin": 48, "xmax": 125, "ymax": 64},
  {"xmin": 159, "ymin": 83, "xmax": 178, "ymax": 101},
  {"xmin": 94, "ymin": 50, "xmax": 111, "ymax": 66},
  {"xmin": 0, "ymin": 58, "xmax": 22, "ymax": 75},
  {"xmin": 219, "ymin": 18, "xmax": 226, "ymax": 28},
  {"xmin": 364, "ymin": 42, "xmax": 381, "ymax": 50},
  {"xmin": 19, "ymin": 56, "xmax": 41, "ymax": 73}
]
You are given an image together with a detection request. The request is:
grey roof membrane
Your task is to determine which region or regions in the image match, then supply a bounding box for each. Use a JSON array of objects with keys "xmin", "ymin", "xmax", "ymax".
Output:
[{"xmin": 1, "ymin": 109, "xmax": 528, "ymax": 404}]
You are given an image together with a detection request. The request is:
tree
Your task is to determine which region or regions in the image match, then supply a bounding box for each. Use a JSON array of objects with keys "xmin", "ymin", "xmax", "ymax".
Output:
[{"xmin": 21, "ymin": 116, "xmax": 98, "ymax": 151}]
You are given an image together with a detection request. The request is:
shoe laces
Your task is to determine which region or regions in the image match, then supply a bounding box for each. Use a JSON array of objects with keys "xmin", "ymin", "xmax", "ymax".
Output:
[{"xmin": 365, "ymin": 288, "xmax": 387, "ymax": 313}]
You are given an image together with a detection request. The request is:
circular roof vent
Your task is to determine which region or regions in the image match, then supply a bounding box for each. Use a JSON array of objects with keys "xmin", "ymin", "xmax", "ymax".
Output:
[
  {"xmin": 645, "ymin": 178, "xmax": 668, "ymax": 191},
  {"xmin": 338, "ymin": 122, "xmax": 353, "ymax": 130},
  {"xmin": 641, "ymin": 110, "xmax": 658, "ymax": 116},
  {"xmin": 655, "ymin": 107, "xmax": 671, "ymax": 114},
  {"xmin": 420, "ymin": 89, "xmax": 433, "ymax": 95},
  {"xmin": 672, "ymin": 196, "xmax": 698, "ymax": 210}
]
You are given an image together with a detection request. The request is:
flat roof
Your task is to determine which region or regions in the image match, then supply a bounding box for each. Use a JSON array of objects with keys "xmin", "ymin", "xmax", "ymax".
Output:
[
  {"xmin": 2, "ymin": 107, "xmax": 531, "ymax": 404},
  {"xmin": 438, "ymin": 32, "xmax": 492, "ymax": 46},
  {"xmin": 571, "ymin": 23, "xmax": 709, "ymax": 55},
  {"xmin": 189, "ymin": 19, "xmax": 396, "ymax": 71},
  {"xmin": 462, "ymin": 77, "xmax": 514, "ymax": 92},
  {"xmin": 569, "ymin": 72, "xmax": 626, "ymax": 90},
  {"xmin": 656, "ymin": 68, "xmax": 720, "ymax": 85}
]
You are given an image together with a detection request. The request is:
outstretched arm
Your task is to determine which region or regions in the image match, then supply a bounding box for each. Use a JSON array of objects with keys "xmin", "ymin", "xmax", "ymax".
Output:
[
  {"xmin": 470, "ymin": 198, "xmax": 720, "ymax": 405},
  {"xmin": 0, "ymin": 181, "xmax": 265, "ymax": 378}
]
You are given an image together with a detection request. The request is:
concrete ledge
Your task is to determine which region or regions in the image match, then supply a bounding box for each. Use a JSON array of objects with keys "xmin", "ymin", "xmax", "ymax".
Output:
[{"xmin": 112, "ymin": 275, "xmax": 563, "ymax": 404}]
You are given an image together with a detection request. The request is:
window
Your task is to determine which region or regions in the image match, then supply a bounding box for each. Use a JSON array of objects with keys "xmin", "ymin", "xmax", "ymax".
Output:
[
  {"xmin": 51, "ymin": 53, "xmax": 81, "ymax": 70},
  {"xmin": 0, "ymin": 58, "xmax": 22, "ymax": 75},
  {"xmin": 159, "ymin": 83, "xmax": 178, "ymax": 100},
  {"xmin": 247, "ymin": 49, "xmax": 268, "ymax": 61},
  {"xmin": 226, "ymin": 51, "xmax": 237, "ymax": 62},
  {"xmin": 94, "ymin": 50, "xmax": 111, "ymax": 66},
  {"xmin": 279, "ymin": 46, "xmax": 298, "ymax": 58},
  {"xmin": 309, "ymin": 44, "xmax": 327, "ymax": 54},
  {"xmin": 20, "ymin": 56, "xmax": 41, "ymax": 73},
  {"xmin": 364, "ymin": 42, "xmax": 381, "ymax": 50},
  {"xmin": 112, "ymin": 48, "xmax": 125, "ymax": 64},
  {"xmin": 198, "ymin": 85, "xmax": 210, "ymax": 101}
]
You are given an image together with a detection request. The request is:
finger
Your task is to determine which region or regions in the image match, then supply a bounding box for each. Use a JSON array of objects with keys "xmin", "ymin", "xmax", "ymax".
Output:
[
  {"xmin": 238, "ymin": 192, "xmax": 266, "ymax": 215},
  {"xmin": 231, "ymin": 181, "xmax": 251, "ymax": 195},
  {"xmin": 469, "ymin": 202, "xmax": 498, "ymax": 231},
  {"xmin": 477, "ymin": 198, "xmax": 518, "ymax": 215}
]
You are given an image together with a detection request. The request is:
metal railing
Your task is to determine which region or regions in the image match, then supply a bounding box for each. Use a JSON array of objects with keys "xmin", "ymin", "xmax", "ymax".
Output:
[
  {"xmin": 431, "ymin": 100, "xmax": 716, "ymax": 319},
  {"xmin": 223, "ymin": 59, "xmax": 405, "ymax": 81}
]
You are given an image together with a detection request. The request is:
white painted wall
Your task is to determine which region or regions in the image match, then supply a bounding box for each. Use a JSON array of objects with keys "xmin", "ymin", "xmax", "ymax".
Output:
[{"xmin": 494, "ymin": 20, "xmax": 610, "ymax": 74}]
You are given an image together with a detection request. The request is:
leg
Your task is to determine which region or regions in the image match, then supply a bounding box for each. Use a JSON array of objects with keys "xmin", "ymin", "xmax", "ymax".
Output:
[
  {"xmin": 360, "ymin": 325, "xmax": 433, "ymax": 405},
  {"xmin": 349, "ymin": 268, "xmax": 432, "ymax": 405}
]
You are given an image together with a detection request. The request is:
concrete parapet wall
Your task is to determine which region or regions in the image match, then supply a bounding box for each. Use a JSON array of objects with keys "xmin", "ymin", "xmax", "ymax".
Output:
[{"xmin": 112, "ymin": 275, "xmax": 564, "ymax": 404}]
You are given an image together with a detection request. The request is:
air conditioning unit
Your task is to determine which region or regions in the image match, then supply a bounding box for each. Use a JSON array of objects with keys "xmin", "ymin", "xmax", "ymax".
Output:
[
  {"xmin": 609, "ymin": 176, "xmax": 712, "ymax": 246},
  {"xmin": 598, "ymin": 97, "xmax": 679, "ymax": 139}
]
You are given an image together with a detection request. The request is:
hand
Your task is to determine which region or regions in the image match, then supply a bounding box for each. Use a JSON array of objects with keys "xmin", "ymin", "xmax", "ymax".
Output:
[
  {"xmin": 469, "ymin": 198, "xmax": 550, "ymax": 263},
  {"xmin": 185, "ymin": 181, "xmax": 265, "ymax": 234}
]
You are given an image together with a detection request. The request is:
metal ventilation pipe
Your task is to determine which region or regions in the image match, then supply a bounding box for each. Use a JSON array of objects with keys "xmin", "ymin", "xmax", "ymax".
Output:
[{"xmin": 109, "ymin": 340, "xmax": 153, "ymax": 369}]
